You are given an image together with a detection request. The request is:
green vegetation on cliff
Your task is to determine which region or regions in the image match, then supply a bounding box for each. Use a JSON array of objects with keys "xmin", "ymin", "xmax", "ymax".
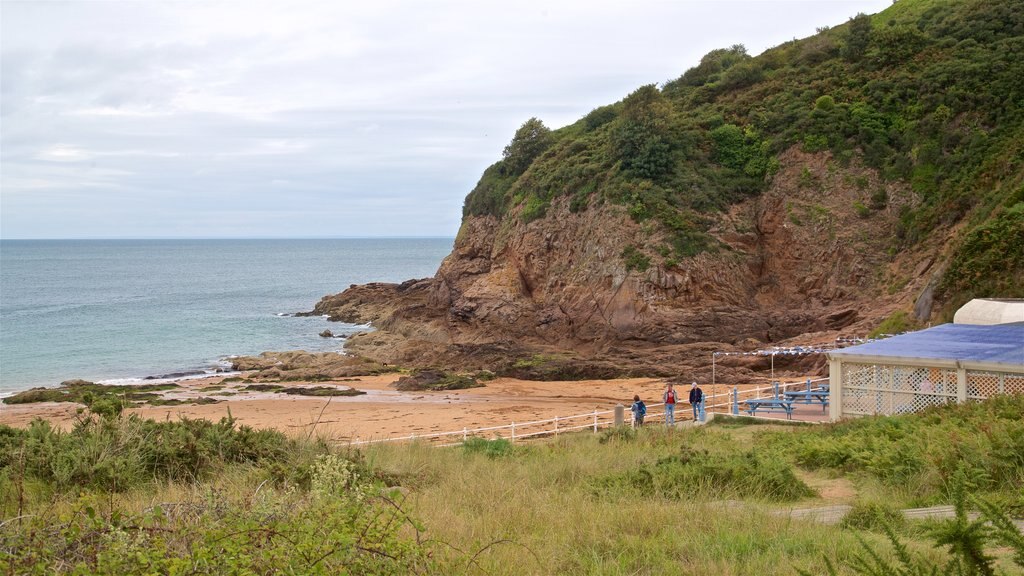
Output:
[{"xmin": 462, "ymin": 0, "xmax": 1023, "ymax": 306}]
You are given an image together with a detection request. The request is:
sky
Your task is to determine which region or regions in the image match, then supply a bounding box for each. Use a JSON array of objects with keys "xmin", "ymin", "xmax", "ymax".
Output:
[{"xmin": 1, "ymin": 0, "xmax": 891, "ymax": 239}]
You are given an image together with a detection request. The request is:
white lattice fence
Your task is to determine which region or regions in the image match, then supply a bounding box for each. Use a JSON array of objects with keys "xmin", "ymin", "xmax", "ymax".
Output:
[
  {"xmin": 841, "ymin": 364, "xmax": 958, "ymax": 416},
  {"xmin": 967, "ymin": 370, "xmax": 1024, "ymax": 400}
]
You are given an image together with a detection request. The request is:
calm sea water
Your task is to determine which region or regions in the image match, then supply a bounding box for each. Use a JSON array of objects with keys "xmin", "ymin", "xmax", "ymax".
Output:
[{"xmin": 0, "ymin": 239, "xmax": 452, "ymax": 395}]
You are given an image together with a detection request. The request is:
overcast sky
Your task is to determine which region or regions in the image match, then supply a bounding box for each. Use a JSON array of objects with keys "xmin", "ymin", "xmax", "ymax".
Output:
[{"xmin": 1, "ymin": 0, "xmax": 890, "ymax": 239}]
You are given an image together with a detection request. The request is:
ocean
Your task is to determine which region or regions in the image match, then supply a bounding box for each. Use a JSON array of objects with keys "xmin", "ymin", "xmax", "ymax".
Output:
[{"xmin": 0, "ymin": 238, "xmax": 453, "ymax": 396}]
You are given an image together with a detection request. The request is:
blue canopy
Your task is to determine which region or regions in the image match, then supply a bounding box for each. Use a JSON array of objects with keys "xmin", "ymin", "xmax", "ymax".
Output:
[{"xmin": 830, "ymin": 323, "xmax": 1024, "ymax": 368}]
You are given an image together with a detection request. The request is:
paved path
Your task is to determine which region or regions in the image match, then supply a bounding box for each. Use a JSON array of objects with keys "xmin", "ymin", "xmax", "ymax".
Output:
[{"xmin": 782, "ymin": 504, "xmax": 1024, "ymax": 532}]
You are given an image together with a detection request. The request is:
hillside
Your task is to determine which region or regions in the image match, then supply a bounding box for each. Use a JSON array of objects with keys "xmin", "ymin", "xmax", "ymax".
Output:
[{"xmin": 315, "ymin": 0, "xmax": 1024, "ymax": 376}]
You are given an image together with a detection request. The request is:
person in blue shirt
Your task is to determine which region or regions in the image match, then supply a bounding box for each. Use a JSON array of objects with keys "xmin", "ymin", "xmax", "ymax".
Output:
[
  {"xmin": 689, "ymin": 381, "xmax": 705, "ymax": 422},
  {"xmin": 630, "ymin": 395, "xmax": 647, "ymax": 427}
]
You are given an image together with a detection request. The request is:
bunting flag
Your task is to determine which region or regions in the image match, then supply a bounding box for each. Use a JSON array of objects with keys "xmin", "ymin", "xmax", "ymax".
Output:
[{"xmin": 712, "ymin": 335, "xmax": 895, "ymax": 357}]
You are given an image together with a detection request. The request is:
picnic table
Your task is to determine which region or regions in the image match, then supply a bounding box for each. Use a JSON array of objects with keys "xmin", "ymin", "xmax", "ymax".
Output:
[
  {"xmin": 743, "ymin": 398, "xmax": 794, "ymax": 419},
  {"xmin": 783, "ymin": 390, "xmax": 830, "ymax": 413}
]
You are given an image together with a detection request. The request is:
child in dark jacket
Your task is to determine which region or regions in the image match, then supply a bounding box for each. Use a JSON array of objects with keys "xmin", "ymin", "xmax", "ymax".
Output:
[{"xmin": 630, "ymin": 395, "xmax": 647, "ymax": 427}]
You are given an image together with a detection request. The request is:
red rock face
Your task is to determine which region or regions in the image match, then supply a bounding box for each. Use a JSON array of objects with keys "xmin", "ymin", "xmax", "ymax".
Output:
[{"xmin": 312, "ymin": 148, "xmax": 939, "ymax": 375}]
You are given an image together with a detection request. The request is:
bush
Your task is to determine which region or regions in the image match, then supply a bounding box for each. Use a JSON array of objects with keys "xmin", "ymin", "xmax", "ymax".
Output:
[
  {"xmin": 598, "ymin": 426, "xmax": 637, "ymax": 444},
  {"xmin": 594, "ymin": 445, "xmax": 816, "ymax": 502},
  {"xmin": 840, "ymin": 501, "xmax": 907, "ymax": 532},
  {"xmin": 621, "ymin": 245, "xmax": 651, "ymax": 273},
  {"xmin": 778, "ymin": 395, "xmax": 1024, "ymax": 499},
  {"xmin": 940, "ymin": 202, "xmax": 1024, "ymax": 300},
  {"xmin": 0, "ymin": 413, "xmax": 298, "ymax": 491},
  {"xmin": 462, "ymin": 437, "xmax": 516, "ymax": 458},
  {"xmin": 868, "ymin": 310, "xmax": 916, "ymax": 337}
]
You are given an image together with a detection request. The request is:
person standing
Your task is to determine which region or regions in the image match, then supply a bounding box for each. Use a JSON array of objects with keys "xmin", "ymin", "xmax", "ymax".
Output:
[
  {"xmin": 630, "ymin": 395, "xmax": 647, "ymax": 427},
  {"xmin": 663, "ymin": 383, "xmax": 678, "ymax": 426},
  {"xmin": 689, "ymin": 381, "xmax": 705, "ymax": 422}
]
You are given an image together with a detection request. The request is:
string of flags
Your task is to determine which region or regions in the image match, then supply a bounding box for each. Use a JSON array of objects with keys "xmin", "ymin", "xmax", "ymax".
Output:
[{"xmin": 713, "ymin": 335, "xmax": 897, "ymax": 357}]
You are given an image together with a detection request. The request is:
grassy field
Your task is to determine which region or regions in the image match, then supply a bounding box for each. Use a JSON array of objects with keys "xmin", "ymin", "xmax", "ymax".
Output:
[{"xmin": 2, "ymin": 396, "xmax": 1023, "ymax": 574}]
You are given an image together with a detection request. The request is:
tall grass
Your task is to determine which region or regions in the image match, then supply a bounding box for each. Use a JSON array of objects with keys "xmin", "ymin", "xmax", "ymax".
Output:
[
  {"xmin": 2, "ymin": 396, "xmax": 1022, "ymax": 574},
  {"xmin": 360, "ymin": 427, "xmax": 944, "ymax": 575}
]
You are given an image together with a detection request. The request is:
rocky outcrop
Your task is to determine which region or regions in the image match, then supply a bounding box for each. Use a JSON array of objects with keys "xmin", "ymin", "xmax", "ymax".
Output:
[
  {"xmin": 230, "ymin": 351, "xmax": 395, "ymax": 381},
  {"xmin": 309, "ymin": 148, "xmax": 931, "ymax": 377}
]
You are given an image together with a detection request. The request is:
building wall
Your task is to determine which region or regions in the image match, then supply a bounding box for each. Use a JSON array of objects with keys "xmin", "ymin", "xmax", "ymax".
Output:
[{"xmin": 830, "ymin": 361, "xmax": 1024, "ymax": 419}]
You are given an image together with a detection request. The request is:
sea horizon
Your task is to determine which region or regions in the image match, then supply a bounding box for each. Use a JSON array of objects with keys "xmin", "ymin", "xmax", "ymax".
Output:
[{"xmin": 0, "ymin": 238, "xmax": 453, "ymax": 396}]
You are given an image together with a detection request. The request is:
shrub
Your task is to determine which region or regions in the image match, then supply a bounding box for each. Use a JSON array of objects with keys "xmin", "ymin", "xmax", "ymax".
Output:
[
  {"xmin": 621, "ymin": 245, "xmax": 651, "ymax": 273},
  {"xmin": 462, "ymin": 437, "xmax": 516, "ymax": 458},
  {"xmin": 815, "ymin": 95, "xmax": 836, "ymax": 112},
  {"xmin": 0, "ymin": 413, "xmax": 298, "ymax": 492},
  {"xmin": 868, "ymin": 310, "xmax": 916, "ymax": 337},
  {"xmin": 840, "ymin": 501, "xmax": 907, "ymax": 532},
  {"xmin": 940, "ymin": 202, "xmax": 1024, "ymax": 300},
  {"xmin": 583, "ymin": 104, "xmax": 618, "ymax": 131},
  {"xmin": 598, "ymin": 426, "xmax": 637, "ymax": 444},
  {"xmin": 594, "ymin": 445, "xmax": 816, "ymax": 502}
]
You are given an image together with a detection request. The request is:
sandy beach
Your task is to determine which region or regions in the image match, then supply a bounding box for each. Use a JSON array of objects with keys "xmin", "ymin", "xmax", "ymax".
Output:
[{"xmin": 0, "ymin": 373, "xmax": 684, "ymax": 441}]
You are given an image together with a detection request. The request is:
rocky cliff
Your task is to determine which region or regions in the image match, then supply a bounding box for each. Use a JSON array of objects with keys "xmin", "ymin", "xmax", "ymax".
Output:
[{"xmin": 313, "ymin": 0, "xmax": 1024, "ymax": 378}]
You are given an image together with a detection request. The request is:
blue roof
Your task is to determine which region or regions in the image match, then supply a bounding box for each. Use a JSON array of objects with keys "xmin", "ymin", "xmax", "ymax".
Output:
[{"xmin": 830, "ymin": 323, "xmax": 1024, "ymax": 368}]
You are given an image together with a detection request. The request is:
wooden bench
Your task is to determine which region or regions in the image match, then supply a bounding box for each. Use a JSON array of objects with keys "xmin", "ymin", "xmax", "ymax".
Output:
[{"xmin": 743, "ymin": 398, "xmax": 795, "ymax": 419}]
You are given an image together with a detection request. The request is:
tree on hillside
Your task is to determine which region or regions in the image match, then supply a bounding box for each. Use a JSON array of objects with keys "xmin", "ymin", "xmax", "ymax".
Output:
[
  {"xmin": 502, "ymin": 117, "xmax": 553, "ymax": 175},
  {"xmin": 676, "ymin": 44, "xmax": 749, "ymax": 87},
  {"xmin": 613, "ymin": 85, "xmax": 675, "ymax": 179},
  {"xmin": 843, "ymin": 13, "xmax": 873, "ymax": 61}
]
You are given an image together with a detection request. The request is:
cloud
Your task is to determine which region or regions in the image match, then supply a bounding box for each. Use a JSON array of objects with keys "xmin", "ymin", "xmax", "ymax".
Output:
[{"xmin": 1, "ymin": 0, "xmax": 891, "ymax": 239}]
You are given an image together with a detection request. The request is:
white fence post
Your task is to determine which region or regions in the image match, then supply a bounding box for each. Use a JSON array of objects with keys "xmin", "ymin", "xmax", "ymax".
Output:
[
  {"xmin": 463, "ymin": 427, "xmax": 467, "ymax": 441},
  {"xmin": 554, "ymin": 416, "xmax": 559, "ymax": 436},
  {"xmin": 511, "ymin": 422, "xmax": 516, "ymax": 442},
  {"xmin": 593, "ymin": 411, "xmax": 598, "ymax": 433}
]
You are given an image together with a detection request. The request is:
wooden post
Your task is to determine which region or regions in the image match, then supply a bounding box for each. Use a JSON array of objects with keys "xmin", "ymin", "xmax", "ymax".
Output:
[
  {"xmin": 712, "ymin": 353, "xmax": 716, "ymax": 413},
  {"xmin": 956, "ymin": 367, "xmax": 967, "ymax": 404},
  {"xmin": 828, "ymin": 357, "xmax": 842, "ymax": 421}
]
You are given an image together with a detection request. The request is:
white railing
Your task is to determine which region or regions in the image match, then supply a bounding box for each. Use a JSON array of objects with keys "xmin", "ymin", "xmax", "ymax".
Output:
[
  {"xmin": 338, "ymin": 377, "xmax": 829, "ymax": 448},
  {"xmin": 346, "ymin": 408, "xmax": 620, "ymax": 447}
]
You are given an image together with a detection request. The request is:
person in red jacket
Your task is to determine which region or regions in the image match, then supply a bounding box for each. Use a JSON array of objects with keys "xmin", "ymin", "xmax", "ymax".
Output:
[{"xmin": 663, "ymin": 383, "xmax": 678, "ymax": 427}]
